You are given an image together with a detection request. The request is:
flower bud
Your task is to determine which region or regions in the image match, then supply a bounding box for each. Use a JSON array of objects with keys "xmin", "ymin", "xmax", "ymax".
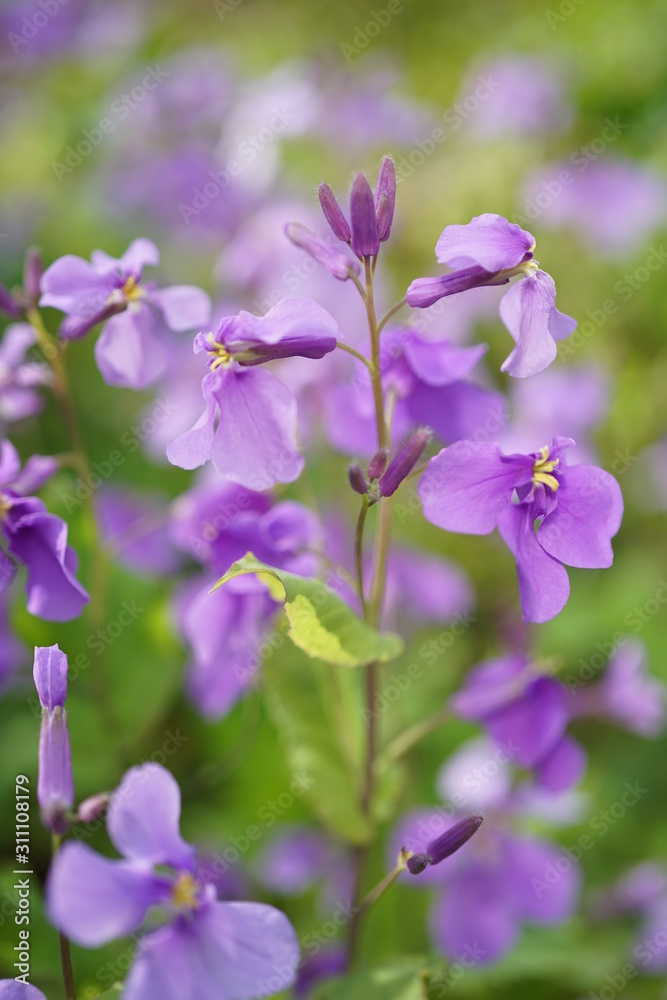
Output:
[
  {"xmin": 348, "ymin": 464, "xmax": 368, "ymax": 496},
  {"xmin": 378, "ymin": 428, "xmax": 432, "ymax": 497},
  {"xmin": 367, "ymin": 447, "xmax": 388, "ymax": 480},
  {"xmin": 0, "ymin": 281, "xmax": 22, "ymax": 319},
  {"xmin": 375, "ymin": 157, "xmax": 396, "ymax": 242},
  {"xmin": 23, "ymin": 247, "xmax": 43, "ymax": 303},
  {"xmin": 407, "ymin": 816, "xmax": 483, "ymax": 876},
  {"xmin": 318, "ymin": 183, "xmax": 351, "ymax": 243},
  {"xmin": 349, "ymin": 173, "xmax": 379, "ymax": 258},
  {"xmin": 76, "ymin": 792, "xmax": 110, "ymax": 824},
  {"xmin": 34, "ymin": 645, "xmax": 74, "ymax": 834},
  {"xmin": 285, "ymin": 223, "xmax": 359, "ymax": 281}
]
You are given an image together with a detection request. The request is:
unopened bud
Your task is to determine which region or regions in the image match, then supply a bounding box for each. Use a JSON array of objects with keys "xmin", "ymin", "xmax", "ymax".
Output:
[
  {"xmin": 318, "ymin": 183, "xmax": 351, "ymax": 243},
  {"xmin": 367, "ymin": 448, "xmax": 388, "ymax": 480},
  {"xmin": 76, "ymin": 792, "xmax": 110, "ymax": 823},
  {"xmin": 34, "ymin": 645, "xmax": 74, "ymax": 834},
  {"xmin": 348, "ymin": 464, "xmax": 368, "ymax": 496},
  {"xmin": 285, "ymin": 223, "xmax": 359, "ymax": 281},
  {"xmin": 350, "ymin": 173, "xmax": 379, "ymax": 258},
  {"xmin": 407, "ymin": 816, "xmax": 483, "ymax": 875},
  {"xmin": 23, "ymin": 247, "xmax": 43, "ymax": 302},
  {"xmin": 375, "ymin": 157, "xmax": 396, "ymax": 242},
  {"xmin": 378, "ymin": 428, "xmax": 432, "ymax": 497}
]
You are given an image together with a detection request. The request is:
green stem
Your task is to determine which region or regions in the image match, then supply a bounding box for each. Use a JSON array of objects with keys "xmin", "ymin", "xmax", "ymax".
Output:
[
  {"xmin": 354, "ymin": 498, "xmax": 369, "ymax": 618},
  {"xmin": 52, "ymin": 835, "xmax": 76, "ymax": 1000},
  {"xmin": 364, "ymin": 258, "xmax": 387, "ymax": 451},
  {"xmin": 359, "ymin": 851, "xmax": 410, "ymax": 912},
  {"xmin": 336, "ymin": 339, "xmax": 374, "ymax": 372},
  {"xmin": 377, "ymin": 296, "xmax": 407, "ymax": 334},
  {"xmin": 376, "ymin": 707, "xmax": 453, "ymax": 770}
]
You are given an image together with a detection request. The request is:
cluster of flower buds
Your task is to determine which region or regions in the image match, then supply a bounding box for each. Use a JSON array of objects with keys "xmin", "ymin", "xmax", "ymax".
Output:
[
  {"xmin": 0, "ymin": 247, "xmax": 42, "ymax": 318},
  {"xmin": 349, "ymin": 427, "xmax": 432, "ymax": 503},
  {"xmin": 318, "ymin": 156, "xmax": 396, "ymax": 258}
]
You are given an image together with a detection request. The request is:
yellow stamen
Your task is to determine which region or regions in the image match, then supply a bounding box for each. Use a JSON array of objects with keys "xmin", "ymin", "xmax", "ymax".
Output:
[
  {"xmin": 206, "ymin": 332, "xmax": 232, "ymax": 371},
  {"xmin": 532, "ymin": 446, "xmax": 560, "ymax": 491},
  {"xmin": 0, "ymin": 495, "xmax": 12, "ymax": 519},
  {"xmin": 171, "ymin": 872, "xmax": 198, "ymax": 911},
  {"xmin": 122, "ymin": 276, "xmax": 144, "ymax": 303}
]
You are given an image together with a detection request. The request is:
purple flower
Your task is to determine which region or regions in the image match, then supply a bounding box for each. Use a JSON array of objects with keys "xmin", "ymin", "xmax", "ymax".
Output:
[
  {"xmin": 47, "ymin": 763, "xmax": 299, "ymax": 1000},
  {"xmin": 419, "ymin": 436, "xmax": 623, "ymax": 622},
  {"xmin": 98, "ymin": 487, "xmax": 179, "ymax": 576},
  {"xmin": 407, "ymin": 214, "xmax": 576, "ymax": 377},
  {"xmin": 0, "ymin": 983, "xmax": 46, "ymax": 999},
  {"xmin": 166, "ymin": 298, "xmax": 338, "ymax": 489},
  {"xmin": 325, "ymin": 328, "xmax": 506, "ymax": 458},
  {"xmin": 285, "ymin": 223, "xmax": 360, "ymax": 281},
  {"xmin": 451, "ymin": 654, "xmax": 585, "ymax": 791},
  {"xmin": 572, "ymin": 640, "xmax": 666, "ymax": 736},
  {"xmin": 39, "ymin": 239, "xmax": 211, "ymax": 389},
  {"xmin": 0, "ymin": 440, "xmax": 89, "ymax": 621},
  {"xmin": 34, "ymin": 645, "xmax": 74, "ymax": 833},
  {"xmin": 0, "ymin": 323, "xmax": 52, "ymax": 426}
]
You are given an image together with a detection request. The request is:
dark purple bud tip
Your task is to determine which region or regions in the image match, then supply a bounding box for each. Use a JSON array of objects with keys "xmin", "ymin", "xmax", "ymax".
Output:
[
  {"xmin": 378, "ymin": 427, "xmax": 432, "ymax": 498},
  {"xmin": 427, "ymin": 815, "xmax": 483, "ymax": 866},
  {"xmin": 375, "ymin": 157, "xmax": 396, "ymax": 242},
  {"xmin": 318, "ymin": 183, "xmax": 351, "ymax": 243},
  {"xmin": 348, "ymin": 464, "xmax": 368, "ymax": 496},
  {"xmin": 0, "ymin": 280, "xmax": 22, "ymax": 318},
  {"xmin": 350, "ymin": 173, "xmax": 380, "ymax": 258},
  {"xmin": 407, "ymin": 853, "xmax": 431, "ymax": 875},
  {"xmin": 23, "ymin": 246, "xmax": 43, "ymax": 302},
  {"xmin": 367, "ymin": 447, "xmax": 388, "ymax": 480}
]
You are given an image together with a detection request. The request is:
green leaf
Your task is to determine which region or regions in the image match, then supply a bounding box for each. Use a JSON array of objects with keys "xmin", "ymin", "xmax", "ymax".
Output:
[
  {"xmin": 214, "ymin": 553, "xmax": 404, "ymax": 667},
  {"xmin": 263, "ymin": 644, "xmax": 375, "ymax": 844},
  {"xmin": 313, "ymin": 960, "xmax": 431, "ymax": 1000}
]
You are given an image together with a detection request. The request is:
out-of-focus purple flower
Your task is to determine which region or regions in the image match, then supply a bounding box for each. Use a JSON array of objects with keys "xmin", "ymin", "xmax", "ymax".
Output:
[
  {"xmin": 420, "ymin": 436, "xmax": 623, "ymax": 622},
  {"xmin": 522, "ymin": 158, "xmax": 667, "ymax": 258},
  {"xmin": 171, "ymin": 486, "xmax": 321, "ymax": 718},
  {"xmin": 458, "ymin": 56, "xmax": 572, "ymax": 139},
  {"xmin": 98, "ymin": 488, "xmax": 179, "ymax": 576},
  {"xmin": 451, "ymin": 654, "xmax": 585, "ymax": 792},
  {"xmin": 255, "ymin": 826, "xmax": 334, "ymax": 896},
  {"xmin": 294, "ymin": 946, "xmax": 348, "ymax": 999},
  {"xmin": 0, "ymin": 323, "xmax": 52, "ymax": 427},
  {"xmin": 501, "ymin": 365, "xmax": 610, "ymax": 462},
  {"xmin": 167, "ymin": 299, "xmax": 338, "ymax": 489},
  {"xmin": 572, "ymin": 640, "xmax": 666, "ymax": 736},
  {"xmin": 34, "ymin": 644, "xmax": 74, "ymax": 834},
  {"xmin": 0, "ymin": 440, "xmax": 89, "ymax": 621},
  {"xmin": 40, "ymin": 239, "xmax": 211, "ymax": 389},
  {"xmin": 325, "ymin": 327, "xmax": 506, "ymax": 458},
  {"xmin": 390, "ymin": 740, "xmax": 581, "ymax": 964},
  {"xmin": 0, "ymin": 982, "xmax": 46, "ymax": 999},
  {"xmin": 407, "ymin": 214, "xmax": 576, "ymax": 377},
  {"xmin": 47, "ymin": 764, "xmax": 299, "ymax": 1000}
]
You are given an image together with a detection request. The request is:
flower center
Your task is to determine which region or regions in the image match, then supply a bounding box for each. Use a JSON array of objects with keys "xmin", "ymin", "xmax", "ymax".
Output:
[
  {"xmin": 206, "ymin": 333, "xmax": 233, "ymax": 371},
  {"xmin": 0, "ymin": 493, "xmax": 12, "ymax": 519},
  {"xmin": 532, "ymin": 446, "xmax": 560, "ymax": 491},
  {"xmin": 122, "ymin": 275, "xmax": 144, "ymax": 303},
  {"xmin": 171, "ymin": 872, "xmax": 198, "ymax": 911}
]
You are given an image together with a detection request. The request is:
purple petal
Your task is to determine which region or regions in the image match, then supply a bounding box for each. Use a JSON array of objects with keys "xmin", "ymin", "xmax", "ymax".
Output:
[
  {"xmin": 537, "ymin": 736, "xmax": 587, "ymax": 792},
  {"xmin": 46, "ymin": 841, "xmax": 170, "ymax": 947},
  {"xmin": 406, "ymin": 265, "xmax": 501, "ymax": 309},
  {"xmin": 149, "ymin": 285, "xmax": 211, "ymax": 332},
  {"xmin": 222, "ymin": 297, "xmax": 338, "ymax": 362},
  {"xmin": 107, "ymin": 764, "xmax": 195, "ymax": 870},
  {"xmin": 33, "ymin": 644, "xmax": 68, "ymax": 710},
  {"xmin": 0, "ymin": 982, "xmax": 47, "ymax": 999},
  {"xmin": 502, "ymin": 834, "xmax": 581, "ymax": 923},
  {"xmin": 485, "ymin": 677, "xmax": 569, "ymax": 769},
  {"xmin": 385, "ymin": 548, "xmax": 474, "ymax": 625},
  {"xmin": 593, "ymin": 640, "xmax": 666, "ymax": 736},
  {"xmin": 499, "ymin": 270, "xmax": 575, "ymax": 378},
  {"xmin": 124, "ymin": 900, "xmax": 300, "ymax": 1000},
  {"xmin": 402, "ymin": 334, "xmax": 487, "ymax": 386},
  {"xmin": 120, "ymin": 238, "xmax": 160, "ymax": 273},
  {"xmin": 536, "ymin": 463, "xmax": 623, "ymax": 569},
  {"xmin": 0, "ymin": 323, "xmax": 36, "ymax": 367},
  {"xmin": 10, "ymin": 455, "xmax": 58, "ymax": 496},
  {"xmin": 407, "ymin": 381, "xmax": 508, "ymax": 445},
  {"xmin": 256, "ymin": 826, "xmax": 333, "ymax": 895},
  {"xmin": 419, "ymin": 442, "xmax": 530, "ymax": 534},
  {"xmin": 4, "ymin": 506, "xmax": 90, "ymax": 621},
  {"xmin": 498, "ymin": 503, "xmax": 571, "ymax": 623},
  {"xmin": 166, "ymin": 374, "xmax": 217, "ymax": 471},
  {"xmin": 429, "ymin": 862, "xmax": 519, "ymax": 963},
  {"xmin": 211, "ymin": 367, "xmax": 304, "ymax": 489},
  {"xmin": 94, "ymin": 306, "xmax": 167, "ymax": 389},
  {"xmin": 285, "ymin": 223, "xmax": 358, "ymax": 281},
  {"xmin": 39, "ymin": 254, "xmax": 115, "ymax": 312},
  {"xmin": 436, "ymin": 214, "xmax": 535, "ymax": 271},
  {"xmin": 0, "ymin": 439, "xmax": 21, "ymax": 487}
]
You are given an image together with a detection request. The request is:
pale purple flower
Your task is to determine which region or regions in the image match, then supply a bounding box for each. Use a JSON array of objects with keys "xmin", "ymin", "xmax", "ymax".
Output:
[
  {"xmin": 34, "ymin": 644, "xmax": 74, "ymax": 833},
  {"xmin": 0, "ymin": 323, "xmax": 51, "ymax": 426},
  {"xmin": 166, "ymin": 298, "xmax": 338, "ymax": 490},
  {"xmin": 420, "ymin": 436, "xmax": 623, "ymax": 622},
  {"xmin": 571, "ymin": 640, "xmax": 666, "ymax": 736},
  {"xmin": 522, "ymin": 158, "xmax": 667, "ymax": 258},
  {"xmin": 47, "ymin": 764, "xmax": 299, "ymax": 1000},
  {"xmin": 0, "ymin": 983, "xmax": 46, "ymax": 999},
  {"xmin": 98, "ymin": 488, "xmax": 179, "ymax": 576},
  {"xmin": 451, "ymin": 654, "xmax": 586, "ymax": 791},
  {"xmin": 407, "ymin": 214, "xmax": 576, "ymax": 377},
  {"xmin": 40, "ymin": 238, "xmax": 211, "ymax": 389},
  {"xmin": 0, "ymin": 440, "xmax": 89, "ymax": 621}
]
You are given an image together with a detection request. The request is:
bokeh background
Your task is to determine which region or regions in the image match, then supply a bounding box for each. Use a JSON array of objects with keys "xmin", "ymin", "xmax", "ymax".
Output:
[{"xmin": 1, "ymin": 0, "xmax": 667, "ymax": 997}]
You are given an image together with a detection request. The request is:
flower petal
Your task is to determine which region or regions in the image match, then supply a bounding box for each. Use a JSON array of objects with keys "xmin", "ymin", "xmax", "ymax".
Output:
[
  {"xmin": 436, "ymin": 214, "xmax": 534, "ymax": 271},
  {"xmin": 39, "ymin": 255, "xmax": 115, "ymax": 312},
  {"xmin": 502, "ymin": 834, "xmax": 581, "ymax": 923},
  {"xmin": 166, "ymin": 373, "xmax": 218, "ymax": 471},
  {"xmin": 536, "ymin": 463, "xmax": 623, "ymax": 569},
  {"xmin": 46, "ymin": 841, "xmax": 170, "ymax": 947},
  {"xmin": 94, "ymin": 306, "xmax": 166, "ymax": 389},
  {"xmin": 429, "ymin": 862, "xmax": 519, "ymax": 963},
  {"xmin": 107, "ymin": 763, "xmax": 195, "ymax": 870},
  {"xmin": 537, "ymin": 735, "xmax": 587, "ymax": 792},
  {"xmin": 33, "ymin": 644, "xmax": 68, "ymax": 710},
  {"xmin": 402, "ymin": 334, "xmax": 487, "ymax": 386},
  {"xmin": 407, "ymin": 381, "xmax": 507, "ymax": 445},
  {"xmin": 498, "ymin": 503, "xmax": 570, "ymax": 623},
  {"xmin": 499, "ymin": 271, "xmax": 561, "ymax": 378},
  {"xmin": 150, "ymin": 285, "xmax": 211, "ymax": 332}
]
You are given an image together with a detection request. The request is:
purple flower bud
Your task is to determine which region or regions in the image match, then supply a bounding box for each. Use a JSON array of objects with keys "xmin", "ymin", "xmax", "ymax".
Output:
[
  {"xmin": 378, "ymin": 428, "xmax": 432, "ymax": 497},
  {"xmin": 348, "ymin": 464, "xmax": 368, "ymax": 495},
  {"xmin": 0, "ymin": 281, "xmax": 22, "ymax": 318},
  {"xmin": 75, "ymin": 792, "xmax": 110, "ymax": 823},
  {"xmin": 350, "ymin": 173, "xmax": 380, "ymax": 258},
  {"xmin": 367, "ymin": 447, "xmax": 388, "ymax": 480},
  {"xmin": 318, "ymin": 183, "xmax": 351, "ymax": 243},
  {"xmin": 285, "ymin": 223, "xmax": 359, "ymax": 281},
  {"xmin": 23, "ymin": 247, "xmax": 43, "ymax": 303},
  {"xmin": 375, "ymin": 157, "xmax": 396, "ymax": 242},
  {"xmin": 407, "ymin": 816, "xmax": 483, "ymax": 876},
  {"xmin": 34, "ymin": 645, "xmax": 73, "ymax": 834}
]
